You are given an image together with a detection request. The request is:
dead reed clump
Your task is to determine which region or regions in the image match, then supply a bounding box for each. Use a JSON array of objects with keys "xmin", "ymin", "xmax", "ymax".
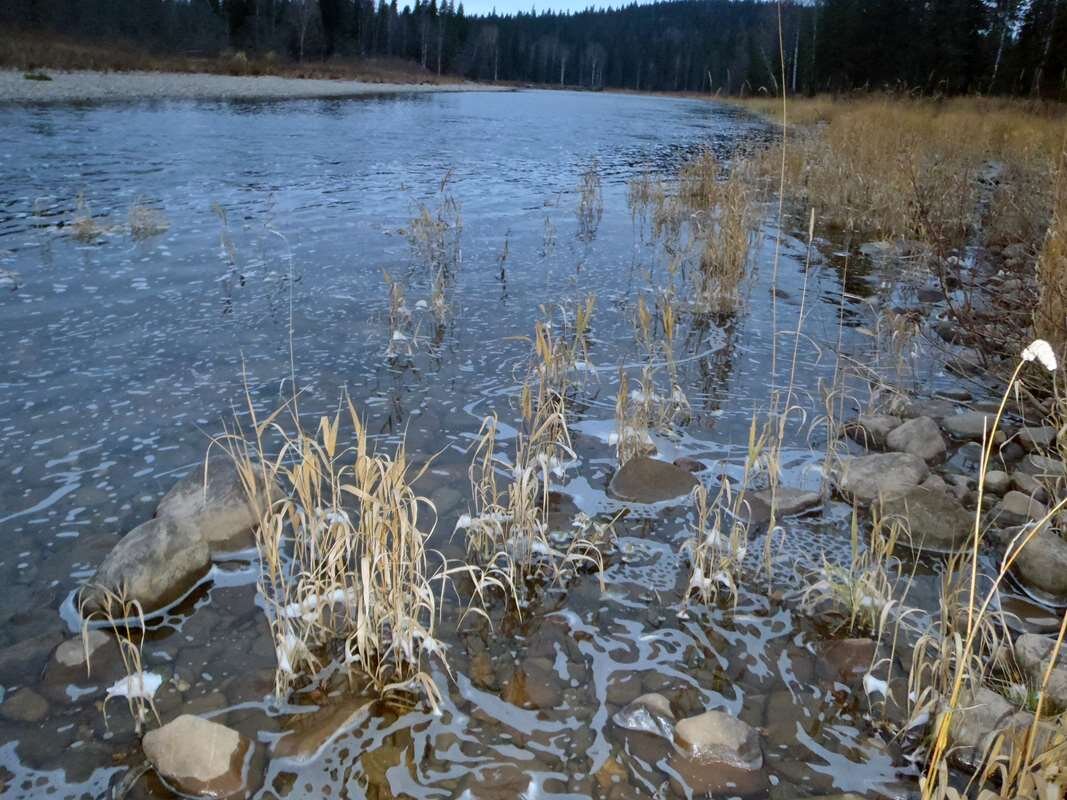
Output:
[
  {"xmin": 576, "ymin": 160, "xmax": 603, "ymax": 242},
  {"xmin": 128, "ymin": 199, "xmax": 169, "ymax": 241},
  {"xmin": 79, "ymin": 586, "xmax": 161, "ymax": 733},
  {"xmin": 405, "ymin": 173, "xmax": 463, "ymax": 316},
  {"xmin": 694, "ymin": 165, "xmax": 757, "ymax": 313},
  {"xmin": 69, "ymin": 192, "xmax": 109, "ymax": 243},
  {"xmin": 222, "ymin": 394, "xmax": 491, "ymax": 710},
  {"xmin": 679, "ymin": 148, "xmax": 720, "ymax": 210}
]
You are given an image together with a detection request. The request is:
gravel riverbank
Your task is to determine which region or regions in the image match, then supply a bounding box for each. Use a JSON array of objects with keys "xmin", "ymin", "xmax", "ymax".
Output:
[{"xmin": 0, "ymin": 69, "xmax": 509, "ymax": 104}]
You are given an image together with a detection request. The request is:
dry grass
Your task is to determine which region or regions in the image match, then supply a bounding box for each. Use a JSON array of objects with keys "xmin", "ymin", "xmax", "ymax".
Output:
[
  {"xmin": 1035, "ymin": 155, "xmax": 1067, "ymax": 357},
  {"xmin": 128, "ymin": 199, "xmax": 169, "ymax": 241},
  {"xmin": 694, "ymin": 164, "xmax": 757, "ymax": 312},
  {"xmin": 69, "ymin": 192, "xmax": 109, "ymax": 242},
  {"xmin": 576, "ymin": 160, "xmax": 603, "ymax": 242}
]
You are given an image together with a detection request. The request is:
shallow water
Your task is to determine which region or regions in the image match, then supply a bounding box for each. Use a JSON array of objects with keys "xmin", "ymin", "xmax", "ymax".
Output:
[{"xmin": 0, "ymin": 89, "xmax": 1041, "ymax": 799}]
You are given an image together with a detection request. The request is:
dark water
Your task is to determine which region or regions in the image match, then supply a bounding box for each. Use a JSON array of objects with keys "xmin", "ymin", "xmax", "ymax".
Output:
[{"xmin": 0, "ymin": 89, "xmax": 1018, "ymax": 799}]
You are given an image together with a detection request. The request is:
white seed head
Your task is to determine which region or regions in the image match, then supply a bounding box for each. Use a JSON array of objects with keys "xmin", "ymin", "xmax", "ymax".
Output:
[{"xmin": 1021, "ymin": 339, "xmax": 1057, "ymax": 372}]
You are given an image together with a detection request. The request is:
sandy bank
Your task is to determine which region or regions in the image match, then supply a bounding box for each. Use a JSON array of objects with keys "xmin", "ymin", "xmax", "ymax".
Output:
[{"xmin": 0, "ymin": 69, "xmax": 509, "ymax": 104}]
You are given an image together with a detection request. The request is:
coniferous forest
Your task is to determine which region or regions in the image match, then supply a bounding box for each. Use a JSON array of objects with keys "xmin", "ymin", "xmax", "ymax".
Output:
[{"xmin": 2, "ymin": 0, "xmax": 1066, "ymax": 98}]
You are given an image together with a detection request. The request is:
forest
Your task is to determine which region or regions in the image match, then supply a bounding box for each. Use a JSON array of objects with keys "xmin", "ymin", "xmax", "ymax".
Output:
[{"xmin": 1, "ymin": 0, "xmax": 1065, "ymax": 97}]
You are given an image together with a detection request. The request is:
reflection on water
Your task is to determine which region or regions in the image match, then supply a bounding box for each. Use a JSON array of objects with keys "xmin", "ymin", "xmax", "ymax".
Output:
[{"xmin": 0, "ymin": 89, "xmax": 983, "ymax": 798}]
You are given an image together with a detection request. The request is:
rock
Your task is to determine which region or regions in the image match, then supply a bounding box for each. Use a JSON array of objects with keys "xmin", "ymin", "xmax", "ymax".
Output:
[
  {"xmin": 886, "ymin": 416, "xmax": 946, "ymax": 463},
  {"xmin": 935, "ymin": 388, "xmax": 972, "ymax": 402},
  {"xmin": 1018, "ymin": 454, "xmax": 1067, "ymax": 479},
  {"xmin": 922, "ymin": 474, "xmax": 950, "ymax": 493},
  {"xmin": 157, "ymin": 458, "xmax": 277, "ymax": 553},
  {"xmin": 273, "ymin": 697, "xmax": 370, "ymax": 761},
  {"xmin": 672, "ymin": 456, "xmax": 705, "ymax": 473},
  {"xmin": 1011, "ymin": 471, "xmax": 1049, "ymax": 504},
  {"xmin": 941, "ymin": 412, "xmax": 1003, "ymax": 443},
  {"xmin": 675, "ymin": 710, "xmax": 761, "ymax": 769},
  {"xmin": 996, "ymin": 490, "xmax": 1048, "ymax": 523},
  {"xmin": 0, "ymin": 688, "xmax": 49, "ymax": 723},
  {"xmin": 81, "ymin": 517, "xmax": 210, "ymax": 615},
  {"xmin": 142, "ymin": 714, "xmax": 252, "ymax": 798},
  {"xmin": 612, "ymin": 692, "xmax": 675, "ymax": 739},
  {"xmin": 502, "ymin": 657, "xmax": 562, "ymax": 710},
  {"xmin": 833, "ymin": 453, "xmax": 928, "ymax": 504},
  {"xmin": 817, "ymin": 638, "xmax": 877, "ymax": 680},
  {"xmin": 750, "ymin": 487, "xmax": 820, "ymax": 518},
  {"xmin": 672, "ymin": 710, "xmax": 765, "ymax": 795},
  {"xmin": 1014, "ymin": 634, "xmax": 1067, "ymax": 709},
  {"xmin": 944, "ymin": 687, "xmax": 1020, "ymax": 770},
  {"xmin": 891, "ymin": 396, "xmax": 957, "ymax": 420},
  {"xmin": 1012, "ymin": 527, "xmax": 1067, "ymax": 599},
  {"xmin": 844, "ymin": 414, "xmax": 901, "ymax": 450},
  {"xmin": 984, "ymin": 470, "xmax": 1011, "ymax": 496},
  {"xmin": 1018, "ymin": 426, "xmax": 1057, "ymax": 453},
  {"xmin": 882, "ymin": 487, "xmax": 973, "ymax": 552},
  {"xmin": 52, "ymin": 629, "xmax": 113, "ymax": 672},
  {"xmin": 608, "ymin": 457, "xmax": 698, "ymax": 504},
  {"xmin": 0, "ymin": 630, "xmax": 63, "ymax": 685}
]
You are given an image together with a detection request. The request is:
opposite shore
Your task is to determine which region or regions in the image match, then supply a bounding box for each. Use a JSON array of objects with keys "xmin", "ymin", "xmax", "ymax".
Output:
[{"xmin": 0, "ymin": 69, "xmax": 510, "ymax": 104}]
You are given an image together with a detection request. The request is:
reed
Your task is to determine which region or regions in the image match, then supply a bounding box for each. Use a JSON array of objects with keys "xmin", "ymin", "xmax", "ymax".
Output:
[
  {"xmin": 576, "ymin": 160, "xmax": 604, "ymax": 242},
  {"xmin": 127, "ymin": 199, "xmax": 169, "ymax": 241}
]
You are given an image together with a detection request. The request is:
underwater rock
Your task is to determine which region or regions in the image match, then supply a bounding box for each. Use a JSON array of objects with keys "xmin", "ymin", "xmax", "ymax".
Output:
[
  {"xmin": 143, "ymin": 714, "xmax": 252, "ymax": 798},
  {"xmin": 612, "ymin": 692, "xmax": 675, "ymax": 740},
  {"xmin": 817, "ymin": 638, "xmax": 877, "ymax": 680},
  {"xmin": 157, "ymin": 458, "xmax": 277, "ymax": 553},
  {"xmin": 40, "ymin": 629, "xmax": 127, "ymax": 704},
  {"xmin": 882, "ymin": 487, "xmax": 973, "ymax": 552},
  {"xmin": 843, "ymin": 414, "xmax": 901, "ymax": 450},
  {"xmin": 608, "ymin": 457, "xmax": 698, "ymax": 504},
  {"xmin": 1013, "ymin": 634, "xmax": 1067, "ymax": 709},
  {"xmin": 502, "ymin": 657, "xmax": 562, "ymax": 709},
  {"xmin": 81, "ymin": 517, "xmax": 210, "ymax": 616},
  {"xmin": 0, "ymin": 629, "xmax": 63, "ymax": 684},
  {"xmin": 0, "ymin": 688, "xmax": 49, "ymax": 722},
  {"xmin": 1011, "ymin": 527, "xmax": 1067, "ymax": 600},
  {"xmin": 885, "ymin": 416, "xmax": 946, "ymax": 464},
  {"xmin": 833, "ymin": 452, "xmax": 928, "ymax": 504},
  {"xmin": 672, "ymin": 709, "xmax": 765, "ymax": 796},
  {"xmin": 273, "ymin": 696, "xmax": 371, "ymax": 762}
]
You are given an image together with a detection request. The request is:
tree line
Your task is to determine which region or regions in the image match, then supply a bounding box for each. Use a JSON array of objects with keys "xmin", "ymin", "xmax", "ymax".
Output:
[{"xmin": 3, "ymin": 0, "xmax": 1066, "ymax": 98}]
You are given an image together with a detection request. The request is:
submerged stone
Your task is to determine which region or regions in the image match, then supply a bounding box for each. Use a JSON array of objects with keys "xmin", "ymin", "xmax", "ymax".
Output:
[
  {"xmin": 608, "ymin": 457, "xmax": 698, "ymax": 504},
  {"xmin": 143, "ymin": 714, "xmax": 252, "ymax": 798},
  {"xmin": 751, "ymin": 487, "xmax": 820, "ymax": 518},
  {"xmin": 612, "ymin": 692, "xmax": 675, "ymax": 740},
  {"xmin": 671, "ymin": 709, "xmax": 765, "ymax": 795}
]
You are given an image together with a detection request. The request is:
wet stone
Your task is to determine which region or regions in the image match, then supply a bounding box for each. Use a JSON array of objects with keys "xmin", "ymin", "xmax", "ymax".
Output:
[
  {"xmin": 843, "ymin": 414, "xmax": 901, "ymax": 450},
  {"xmin": 0, "ymin": 629, "xmax": 63, "ymax": 685},
  {"xmin": 941, "ymin": 411, "xmax": 1004, "ymax": 442},
  {"xmin": 612, "ymin": 692, "xmax": 675, "ymax": 740},
  {"xmin": 673, "ymin": 456, "xmax": 706, "ymax": 473},
  {"xmin": 817, "ymin": 638, "xmax": 877, "ymax": 680},
  {"xmin": 995, "ymin": 490, "xmax": 1048, "ymax": 523},
  {"xmin": 833, "ymin": 452, "xmax": 929, "ymax": 504},
  {"xmin": 0, "ymin": 688, "xmax": 49, "ymax": 723},
  {"xmin": 672, "ymin": 709, "xmax": 766, "ymax": 796},
  {"xmin": 502, "ymin": 657, "xmax": 562, "ymax": 709},
  {"xmin": 143, "ymin": 714, "xmax": 252, "ymax": 798},
  {"xmin": 1011, "ymin": 527, "xmax": 1067, "ymax": 601},
  {"xmin": 881, "ymin": 487, "xmax": 972, "ymax": 552},
  {"xmin": 885, "ymin": 416, "xmax": 946, "ymax": 463},
  {"xmin": 608, "ymin": 457, "xmax": 698, "ymax": 504},
  {"xmin": 751, "ymin": 487, "xmax": 820, "ymax": 518}
]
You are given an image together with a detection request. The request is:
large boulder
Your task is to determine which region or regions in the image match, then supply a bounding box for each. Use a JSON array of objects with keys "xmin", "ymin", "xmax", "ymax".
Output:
[
  {"xmin": 81, "ymin": 517, "xmax": 210, "ymax": 616},
  {"xmin": 1011, "ymin": 527, "xmax": 1067, "ymax": 600},
  {"xmin": 157, "ymin": 458, "xmax": 276, "ymax": 553},
  {"xmin": 608, "ymin": 457, "xmax": 698, "ymax": 504},
  {"xmin": 143, "ymin": 714, "xmax": 252, "ymax": 798},
  {"xmin": 671, "ymin": 709, "xmax": 765, "ymax": 795},
  {"xmin": 1014, "ymin": 634, "xmax": 1067, "ymax": 710},
  {"xmin": 885, "ymin": 416, "xmax": 946, "ymax": 463},
  {"xmin": 881, "ymin": 487, "xmax": 973, "ymax": 552},
  {"xmin": 833, "ymin": 453, "xmax": 929, "ymax": 504}
]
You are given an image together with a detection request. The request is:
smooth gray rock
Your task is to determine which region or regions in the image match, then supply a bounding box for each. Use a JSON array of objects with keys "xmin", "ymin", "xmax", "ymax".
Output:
[
  {"xmin": 1018, "ymin": 454, "xmax": 1067, "ymax": 479},
  {"xmin": 157, "ymin": 458, "xmax": 276, "ymax": 553},
  {"xmin": 882, "ymin": 487, "xmax": 974, "ymax": 552},
  {"xmin": 143, "ymin": 714, "xmax": 251, "ymax": 798},
  {"xmin": 844, "ymin": 414, "xmax": 901, "ymax": 450},
  {"xmin": 984, "ymin": 470, "xmax": 1011, "ymax": 496},
  {"xmin": 1012, "ymin": 527, "xmax": 1067, "ymax": 599},
  {"xmin": 608, "ymin": 457, "xmax": 698, "ymax": 504},
  {"xmin": 81, "ymin": 517, "xmax": 210, "ymax": 615},
  {"xmin": 1018, "ymin": 426, "xmax": 1057, "ymax": 452},
  {"xmin": 886, "ymin": 416, "xmax": 946, "ymax": 463},
  {"xmin": 945, "ymin": 687, "xmax": 1019, "ymax": 770},
  {"xmin": 1014, "ymin": 634, "xmax": 1067, "ymax": 710},
  {"xmin": 1011, "ymin": 471, "xmax": 1050, "ymax": 504},
  {"xmin": 833, "ymin": 453, "xmax": 929, "ymax": 503},
  {"xmin": 751, "ymin": 487, "xmax": 820, "ymax": 518},
  {"xmin": 942, "ymin": 411, "xmax": 1003, "ymax": 442},
  {"xmin": 0, "ymin": 630, "xmax": 63, "ymax": 685},
  {"xmin": 996, "ymin": 490, "xmax": 1048, "ymax": 522}
]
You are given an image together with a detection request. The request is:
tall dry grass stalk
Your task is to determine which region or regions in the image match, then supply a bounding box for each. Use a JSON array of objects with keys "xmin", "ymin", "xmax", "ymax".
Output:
[
  {"xmin": 220, "ymin": 393, "xmax": 495, "ymax": 710},
  {"xmin": 576, "ymin": 160, "xmax": 604, "ymax": 242},
  {"xmin": 692, "ymin": 162, "xmax": 757, "ymax": 313},
  {"xmin": 127, "ymin": 199, "xmax": 169, "ymax": 241},
  {"xmin": 1035, "ymin": 151, "xmax": 1067, "ymax": 359}
]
